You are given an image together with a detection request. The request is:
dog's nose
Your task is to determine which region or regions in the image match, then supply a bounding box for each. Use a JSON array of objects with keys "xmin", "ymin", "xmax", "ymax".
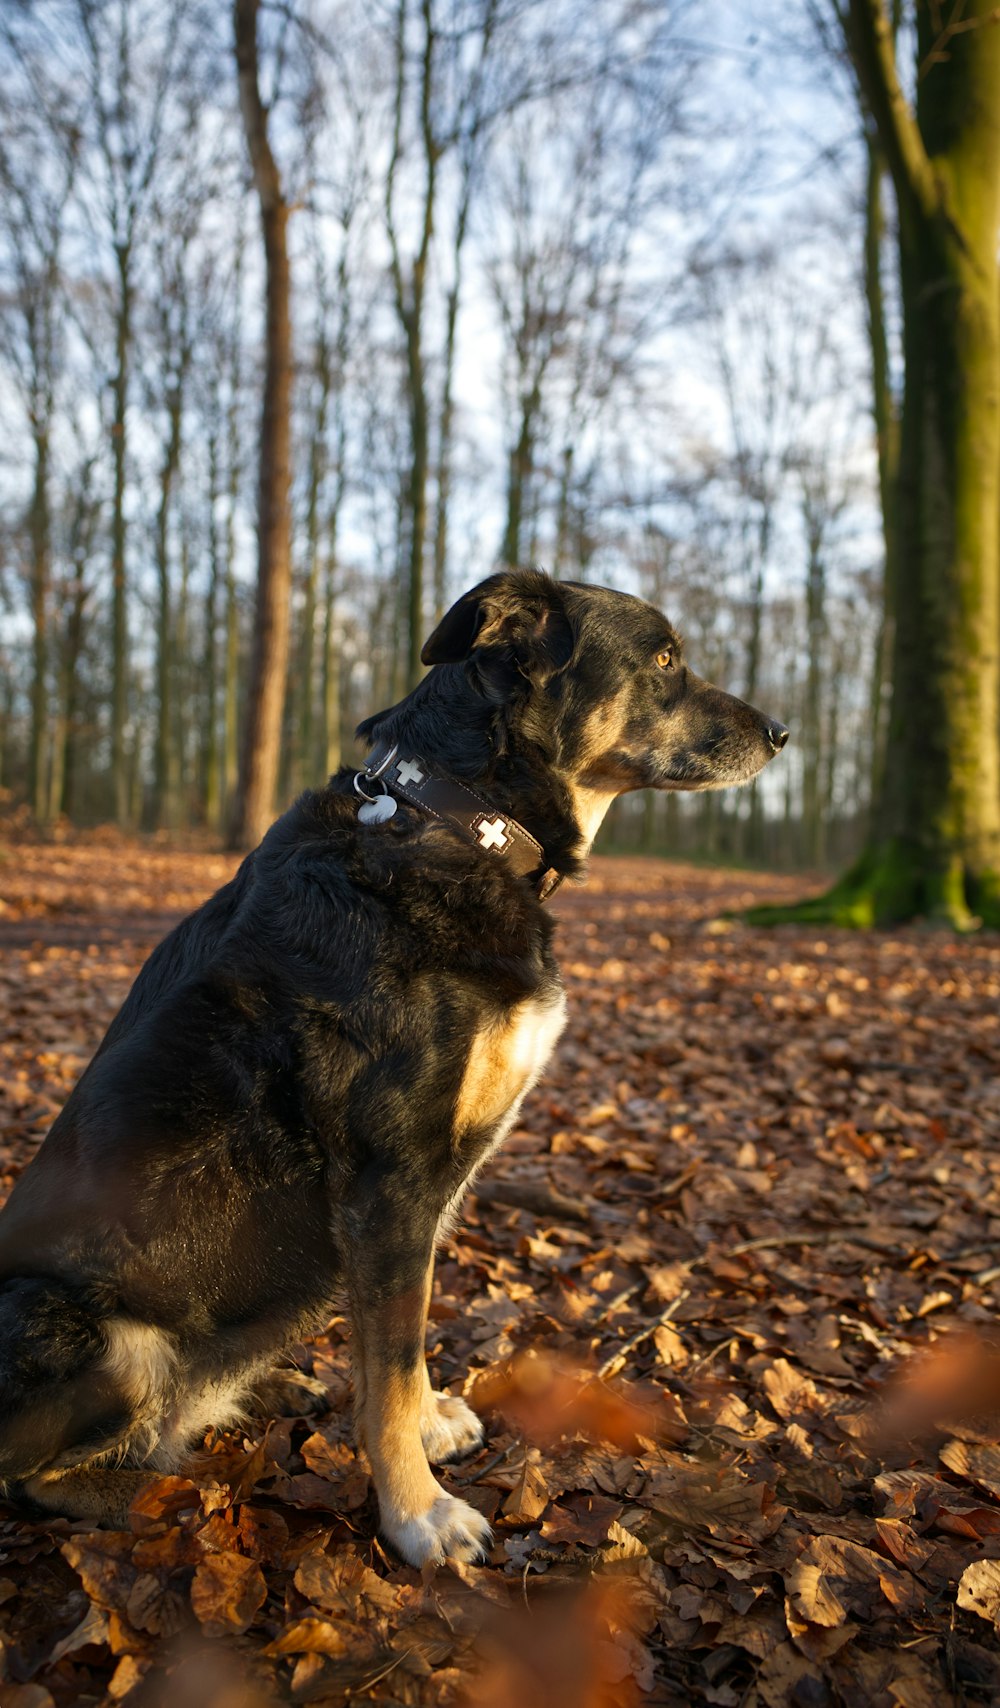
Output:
[{"xmin": 767, "ymin": 721, "xmax": 789, "ymax": 752}]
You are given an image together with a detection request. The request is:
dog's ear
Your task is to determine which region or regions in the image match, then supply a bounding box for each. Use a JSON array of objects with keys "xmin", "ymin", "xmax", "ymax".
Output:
[{"xmin": 421, "ymin": 569, "xmax": 574, "ymax": 680}]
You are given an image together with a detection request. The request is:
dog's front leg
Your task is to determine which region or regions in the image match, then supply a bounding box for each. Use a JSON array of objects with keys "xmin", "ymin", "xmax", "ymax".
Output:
[{"xmin": 352, "ymin": 1258, "xmax": 490, "ymax": 1567}]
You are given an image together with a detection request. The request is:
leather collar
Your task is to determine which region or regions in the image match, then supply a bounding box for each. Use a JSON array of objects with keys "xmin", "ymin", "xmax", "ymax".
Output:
[{"xmin": 361, "ymin": 740, "xmax": 564, "ymax": 902}]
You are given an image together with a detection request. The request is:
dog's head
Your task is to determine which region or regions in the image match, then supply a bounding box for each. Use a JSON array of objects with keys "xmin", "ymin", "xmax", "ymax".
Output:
[{"xmin": 422, "ymin": 568, "xmax": 788, "ymax": 801}]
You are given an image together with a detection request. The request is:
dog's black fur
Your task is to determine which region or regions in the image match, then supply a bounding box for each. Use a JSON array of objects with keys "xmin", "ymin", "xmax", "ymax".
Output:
[{"xmin": 0, "ymin": 570, "xmax": 786, "ymax": 1562}]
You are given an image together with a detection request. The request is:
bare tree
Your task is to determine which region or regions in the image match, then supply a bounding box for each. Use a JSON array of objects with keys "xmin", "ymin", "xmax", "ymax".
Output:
[
  {"xmin": 229, "ymin": 0, "xmax": 294, "ymax": 849},
  {"xmin": 0, "ymin": 16, "xmax": 82, "ymax": 823},
  {"xmin": 75, "ymin": 0, "xmax": 186, "ymax": 824}
]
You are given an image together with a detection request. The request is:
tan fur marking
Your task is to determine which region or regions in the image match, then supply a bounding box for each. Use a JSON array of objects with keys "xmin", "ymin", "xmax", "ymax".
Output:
[
  {"xmin": 355, "ymin": 1282, "xmax": 439, "ymax": 1517},
  {"xmin": 569, "ymin": 784, "xmax": 617, "ymax": 853},
  {"xmin": 569, "ymin": 688, "xmax": 635, "ymax": 855},
  {"xmin": 454, "ymin": 992, "xmax": 566, "ymax": 1136},
  {"xmin": 155, "ymin": 1373, "xmax": 253, "ymax": 1467},
  {"xmin": 101, "ymin": 1318, "xmax": 177, "ymax": 1411},
  {"xmin": 352, "ymin": 1271, "xmax": 490, "ymax": 1563}
]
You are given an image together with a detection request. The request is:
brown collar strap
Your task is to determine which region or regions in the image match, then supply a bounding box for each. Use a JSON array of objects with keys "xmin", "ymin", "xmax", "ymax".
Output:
[{"xmin": 361, "ymin": 741, "xmax": 563, "ymax": 902}]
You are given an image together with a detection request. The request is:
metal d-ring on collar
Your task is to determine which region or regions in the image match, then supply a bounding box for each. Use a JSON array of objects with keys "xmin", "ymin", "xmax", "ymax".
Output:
[{"xmin": 353, "ymin": 742, "xmax": 399, "ymax": 823}]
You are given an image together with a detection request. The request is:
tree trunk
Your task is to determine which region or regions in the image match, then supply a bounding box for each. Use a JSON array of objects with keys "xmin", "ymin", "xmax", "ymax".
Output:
[
  {"xmin": 802, "ymin": 504, "xmax": 825, "ymax": 868},
  {"xmin": 57, "ymin": 480, "xmax": 94, "ymax": 820},
  {"xmin": 322, "ymin": 540, "xmax": 341, "ymax": 779},
  {"xmin": 295, "ymin": 347, "xmax": 330, "ymax": 791},
  {"xmin": 203, "ymin": 427, "xmax": 222, "ymax": 830},
  {"xmin": 864, "ymin": 129, "xmax": 898, "ymax": 809},
  {"xmin": 432, "ymin": 281, "xmax": 460, "ymax": 621},
  {"xmin": 385, "ymin": 0, "xmax": 437, "ymax": 691},
  {"xmin": 110, "ymin": 241, "xmax": 132, "ymax": 826},
  {"xmin": 175, "ymin": 520, "xmax": 191, "ymax": 821},
  {"xmin": 154, "ymin": 376, "xmax": 183, "ymax": 829},
  {"xmin": 502, "ymin": 378, "xmax": 542, "ymax": 568},
  {"xmin": 229, "ymin": 0, "xmax": 294, "ymax": 850},
  {"xmin": 861, "ymin": 0, "xmax": 1000, "ymax": 922},
  {"xmin": 752, "ymin": 0, "xmax": 1000, "ymax": 925},
  {"xmin": 28, "ymin": 426, "xmax": 50, "ymax": 823}
]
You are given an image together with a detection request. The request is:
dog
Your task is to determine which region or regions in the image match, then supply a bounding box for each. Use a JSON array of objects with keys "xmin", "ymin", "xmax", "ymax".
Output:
[{"xmin": 0, "ymin": 569, "xmax": 787, "ymax": 1565}]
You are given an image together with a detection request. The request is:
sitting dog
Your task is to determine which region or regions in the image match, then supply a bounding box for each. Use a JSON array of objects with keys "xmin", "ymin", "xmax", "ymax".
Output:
[{"xmin": 0, "ymin": 570, "xmax": 787, "ymax": 1565}]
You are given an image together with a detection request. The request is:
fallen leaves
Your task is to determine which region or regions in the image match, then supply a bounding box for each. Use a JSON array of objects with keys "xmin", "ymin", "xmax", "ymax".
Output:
[
  {"xmin": 190, "ymin": 1553, "xmax": 267, "ymax": 1637},
  {"xmin": 2, "ymin": 846, "xmax": 1000, "ymax": 1706},
  {"xmin": 956, "ymin": 1559, "xmax": 1000, "ymax": 1631}
]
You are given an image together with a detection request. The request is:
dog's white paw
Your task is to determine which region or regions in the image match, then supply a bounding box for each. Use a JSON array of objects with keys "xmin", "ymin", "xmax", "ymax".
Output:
[
  {"xmin": 420, "ymin": 1392, "xmax": 485, "ymax": 1464},
  {"xmin": 381, "ymin": 1490, "xmax": 492, "ymax": 1567}
]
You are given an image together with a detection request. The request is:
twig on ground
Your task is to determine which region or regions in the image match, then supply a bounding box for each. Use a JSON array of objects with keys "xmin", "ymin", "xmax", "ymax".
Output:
[
  {"xmin": 455, "ymin": 1443, "xmax": 517, "ymax": 1485},
  {"xmin": 598, "ymin": 1289, "xmax": 691, "ymax": 1380},
  {"xmin": 471, "ymin": 1178, "xmax": 590, "ymax": 1223}
]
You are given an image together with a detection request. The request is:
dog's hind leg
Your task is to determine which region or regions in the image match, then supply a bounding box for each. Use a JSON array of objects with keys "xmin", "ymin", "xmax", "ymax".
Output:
[
  {"xmin": 351, "ymin": 1257, "xmax": 491, "ymax": 1568},
  {"xmin": 247, "ymin": 1366, "xmax": 329, "ymax": 1420},
  {"xmin": 20, "ymin": 1465, "xmax": 157, "ymax": 1526}
]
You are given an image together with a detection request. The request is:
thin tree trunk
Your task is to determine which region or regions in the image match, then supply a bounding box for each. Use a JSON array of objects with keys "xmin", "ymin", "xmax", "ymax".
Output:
[
  {"xmin": 864, "ymin": 130, "xmax": 898, "ymax": 814},
  {"xmin": 154, "ymin": 374, "xmax": 183, "ymax": 829},
  {"xmin": 174, "ymin": 521, "xmax": 190, "ymax": 819},
  {"xmin": 385, "ymin": 0, "xmax": 438, "ymax": 690},
  {"xmin": 203, "ymin": 426, "xmax": 222, "ymax": 830},
  {"xmin": 502, "ymin": 378, "xmax": 542, "ymax": 567},
  {"xmin": 322, "ymin": 531, "xmax": 341, "ymax": 778},
  {"xmin": 295, "ymin": 347, "xmax": 330, "ymax": 791},
  {"xmin": 57, "ymin": 481, "xmax": 94, "ymax": 820},
  {"xmin": 230, "ymin": 0, "xmax": 294, "ymax": 849},
  {"xmin": 28, "ymin": 426, "xmax": 50, "ymax": 822},
  {"xmin": 110, "ymin": 240, "xmax": 132, "ymax": 826},
  {"xmin": 432, "ymin": 281, "xmax": 460, "ymax": 621},
  {"xmin": 802, "ymin": 503, "xmax": 825, "ymax": 867},
  {"xmin": 552, "ymin": 443, "xmax": 575, "ymax": 578}
]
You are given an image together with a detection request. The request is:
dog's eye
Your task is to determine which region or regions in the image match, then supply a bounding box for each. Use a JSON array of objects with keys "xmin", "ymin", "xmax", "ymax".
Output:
[{"xmin": 656, "ymin": 647, "xmax": 674, "ymax": 670}]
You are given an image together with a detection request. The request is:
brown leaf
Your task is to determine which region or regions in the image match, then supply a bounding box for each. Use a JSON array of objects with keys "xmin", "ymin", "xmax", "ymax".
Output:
[
  {"xmin": 648, "ymin": 1467, "xmax": 787, "ymax": 1543},
  {"xmin": 263, "ymin": 1614, "xmax": 356, "ymax": 1657},
  {"xmin": 107, "ymin": 1655, "xmax": 149, "ymax": 1700},
  {"xmin": 59, "ymin": 1533, "xmax": 136, "ymax": 1612},
  {"xmin": 126, "ymin": 1572, "xmax": 187, "ymax": 1638},
  {"xmin": 502, "ymin": 1459, "xmax": 550, "ymax": 1524},
  {"xmin": 293, "ymin": 1549, "xmax": 400, "ymax": 1618},
  {"xmin": 874, "ymin": 1518, "xmax": 935, "ymax": 1571},
  {"xmin": 128, "ymin": 1474, "xmax": 202, "ymax": 1533},
  {"xmin": 539, "ymin": 1493, "xmax": 623, "ymax": 1546},
  {"xmin": 939, "ymin": 1438, "xmax": 1000, "ymax": 1502},
  {"xmin": 957, "ymin": 1559, "xmax": 1000, "ymax": 1630},
  {"xmin": 785, "ymin": 1535, "xmax": 924, "ymax": 1631},
  {"xmin": 190, "ymin": 1551, "xmax": 267, "ymax": 1637},
  {"xmin": 761, "ymin": 1358, "xmax": 829, "ymax": 1422},
  {"xmin": 300, "ymin": 1432, "xmax": 354, "ymax": 1480},
  {"xmin": 0, "ymin": 1688, "xmax": 56, "ymax": 1708}
]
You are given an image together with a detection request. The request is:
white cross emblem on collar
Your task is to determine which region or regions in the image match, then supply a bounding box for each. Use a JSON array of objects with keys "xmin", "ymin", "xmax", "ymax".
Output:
[
  {"xmin": 395, "ymin": 757, "xmax": 425, "ymax": 787},
  {"xmin": 477, "ymin": 815, "xmax": 509, "ymax": 850}
]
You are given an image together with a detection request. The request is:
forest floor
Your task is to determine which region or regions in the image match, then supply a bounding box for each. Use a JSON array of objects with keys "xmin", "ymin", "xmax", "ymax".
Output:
[{"xmin": 1, "ymin": 839, "xmax": 1000, "ymax": 1708}]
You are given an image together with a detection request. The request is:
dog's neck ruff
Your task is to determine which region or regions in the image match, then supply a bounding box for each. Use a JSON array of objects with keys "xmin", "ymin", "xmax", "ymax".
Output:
[{"xmin": 358, "ymin": 740, "xmax": 564, "ymax": 902}]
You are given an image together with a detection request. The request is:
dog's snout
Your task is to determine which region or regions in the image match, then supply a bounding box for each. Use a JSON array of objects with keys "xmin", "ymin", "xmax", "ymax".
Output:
[{"xmin": 767, "ymin": 721, "xmax": 789, "ymax": 753}]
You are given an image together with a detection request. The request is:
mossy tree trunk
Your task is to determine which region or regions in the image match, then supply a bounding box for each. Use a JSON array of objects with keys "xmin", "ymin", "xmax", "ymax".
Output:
[{"xmin": 754, "ymin": 0, "xmax": 1000, "ymax": 926}]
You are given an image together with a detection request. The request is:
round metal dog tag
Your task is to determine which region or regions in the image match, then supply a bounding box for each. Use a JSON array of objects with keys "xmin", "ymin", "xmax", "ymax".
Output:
[{"xmin": 358, "ymin": 794, "xmax": 397, "ymax": 824}]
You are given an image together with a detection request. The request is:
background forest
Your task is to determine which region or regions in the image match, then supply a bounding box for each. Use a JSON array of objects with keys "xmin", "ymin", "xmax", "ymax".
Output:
[{"xmin": 0, "ymin": 0, "xmax": 884, "ymax": 873}]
